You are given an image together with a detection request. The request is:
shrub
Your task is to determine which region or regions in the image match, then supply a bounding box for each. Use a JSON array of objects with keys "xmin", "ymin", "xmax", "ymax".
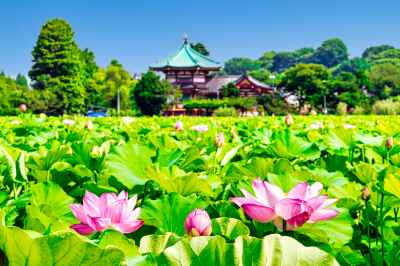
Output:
[
  {"xmin": 213, "ymin": 107, "xmax": 238, "ymax": 117},
  {"xmin": 336, "ymin": 102, "xmax": 348, "ymax": 115},
  {"xmin": 352, "ymin": 106, "xmax": 366, "ymax": 115},
  {"xmin": 372, "ymin": 99, "xmax": 400, "ymax": 115}
]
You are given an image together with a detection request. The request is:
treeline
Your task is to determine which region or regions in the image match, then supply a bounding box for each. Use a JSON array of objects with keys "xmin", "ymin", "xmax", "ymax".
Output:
[
  {"xmin": 224, "ymin": 39, "xmax": 400, "ymax": 113},
  {"xmin": 2, "ymin": 18, "xmax": 400, "ymax": 115},
  {"xmin": 1, "ymin": 19, "xmax": 175, "ymax": 116}
]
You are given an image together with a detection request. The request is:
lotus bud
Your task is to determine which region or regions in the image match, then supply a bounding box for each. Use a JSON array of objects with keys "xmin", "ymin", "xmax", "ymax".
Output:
[
  {"xmin": 285, "ymin": 113, "xmax": 294, "ymax": 126},
  {"xmin": 19, "ymin": 103, "xmax": 27, "ymax": 112},
  {"xmin": 85, "ymin": 120, "xmax": 94, "ymax": 130},
  {"xmin": 362, "ymin": 187, "xmax": 370, "ymax": 201},
  {"xmin": 386, "ymin": 137, "xmax": 394, "ymax": 149},
  {"xmin": 216, "ymin": 133, "xmax": 225, "ymax": 147},
  {"xmin": 63, "ymin": 119, "xmax": 75, "ymax": 126},
  {"xmin": 184, "ymin": 209, "xmax": 212, "ymax": 236},
  {"xmin": 175, "ymin": 121, "xmax": 184, "ymax": 131}
]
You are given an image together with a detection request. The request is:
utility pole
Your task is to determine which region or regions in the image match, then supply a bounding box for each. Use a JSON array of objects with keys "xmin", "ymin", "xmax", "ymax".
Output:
[{"xmin": 117, "ymin": 88, "xmax": 121, "ymax": 115}]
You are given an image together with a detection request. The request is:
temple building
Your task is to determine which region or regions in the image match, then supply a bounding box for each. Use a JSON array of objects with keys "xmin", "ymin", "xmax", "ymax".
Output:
[{"xmin": 150, "ymin": 38, "xmax": 274, "ymax": 99}]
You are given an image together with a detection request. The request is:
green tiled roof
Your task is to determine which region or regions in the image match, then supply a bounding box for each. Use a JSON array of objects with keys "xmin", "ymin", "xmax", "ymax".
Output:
[{"xmin": 150, "ymin": 40, "xmax": 221, "ymax": 69}]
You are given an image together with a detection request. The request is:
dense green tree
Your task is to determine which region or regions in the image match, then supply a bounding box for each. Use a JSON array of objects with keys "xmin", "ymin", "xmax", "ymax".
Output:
[
  {"xmin": 223, "ymin": 57, "xmax": 260, "ymax": 75},
  {"xmin": 248, "ymin": 69, "xmax": 277, "ymax": 85},
  {"xmin": 29, "ymin": 19, "xmax": 85, "ymax": 114},
  {"xmin": 362, "ymin": 45, "xmax": 395, "ymax": 60},
  {"xmin": 0, "ymin": 74, "xmax": 29, "ymax": 114},
  {"xmin": 15, "ymin": 74, "xmax": 28, "ymax": 88},
  {"xmin": 279, "ymin": 63, "xmax": 331, "ymax": 108},
  {"xmin": 310, "ymin": 38, "xmax": 348, "ymax": 68},
  {"xmin": 190, "ymin": 42, "xmax": 210, "ymax": 56},
  {"xmin": 271, "ymin": 52, "xmax": 296, "ymax": 73},
  {"xmin": 133, "ymin": 71, "xmax": 168, "ymax": 115},
  {"xmin": 333, "ymin": 58, "xmax": 371, "ymax": 76},
  {"xmin": 368, "ymin": 63, "xmax": 400, "ymax": 99},
  {"xmin": 221, "ymin": 82, "xmax": 240, "ymax": 98},
  {"xmin": 80, "ymin": 48, "xmax": 98, "ymax": 90},
  {"xmin": 258, "ymin": 51, "xmax": 276, "ymax": 70},
  {"xmin": 329, "ymin": 72, "xmax": 368, "ymax": 108},
  {"xmin": 87, "ymin": 60, "xmax": 136, "ymax": 110},
  {"xmin": 271, "ymin": 48, "xmax": 314, "ymax": 73}
]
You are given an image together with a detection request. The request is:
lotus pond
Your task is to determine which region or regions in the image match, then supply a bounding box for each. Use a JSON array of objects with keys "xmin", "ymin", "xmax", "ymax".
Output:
[{"xmin": 0, "ymin": 115, "xmax": 400, "ymax": 265}]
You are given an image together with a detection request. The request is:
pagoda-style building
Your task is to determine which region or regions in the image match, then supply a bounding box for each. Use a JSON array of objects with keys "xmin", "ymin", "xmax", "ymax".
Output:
[
  {"xmin": 150, "ymin": 38, "xmax": 221, "ymax": 98},
  {"xmin": 151, "ymin": 37, "xmax": 274, "ymax": 99}
]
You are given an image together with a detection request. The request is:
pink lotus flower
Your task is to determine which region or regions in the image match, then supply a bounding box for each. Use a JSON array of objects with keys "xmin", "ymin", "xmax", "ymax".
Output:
[
  {"xmin": 231, "ymin": 178, "xmax": 338, "ymax": 230},
  {"xmin": 70, "ymin": 191, "xmax": 144, "ymax": 235},
  {"xmin": 175, "ymin": 121, "xmax": 184, "ymax": 131},
  {"xmin": 184, "ymin": 209, "xmax": 212, "ymax": 236},
  {"xmin": 191, "ymin": 125, "xmax": 208, "ymax": 133}
]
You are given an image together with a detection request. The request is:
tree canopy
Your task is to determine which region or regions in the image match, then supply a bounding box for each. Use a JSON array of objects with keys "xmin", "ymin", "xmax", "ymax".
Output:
[{"xmin": 29, "ymin": 18, "xmax": 85, "ymax": 114}]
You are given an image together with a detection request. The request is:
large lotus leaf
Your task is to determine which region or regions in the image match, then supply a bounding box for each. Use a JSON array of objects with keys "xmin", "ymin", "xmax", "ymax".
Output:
[
  {"xmin": 385, "ymin": 172, "xmax": 400, "ymax": 198},
  {"xmin": 147, "ymin": 166, "xmax": 212, "ymax": 196},
  {"xmin": 296, "ymin": 212, "xmax": 353, "ymax": 250},
  {"xmin": 24, "ymin": 182, "xmax": 75, "ymax": 233},
  {"xmin": 268, "ymin": 130, "xmax": 320, "ymax": 161},
  {"xmin": 106, "ymin": 143, "xmax": 155, "ymax": 188},
  {"xmin": 140, "ymin": 193, "xmax": 208, "ymax": 236},
  {"xmin": 140, "ymin": 233, "xmax": 180, "ymax": 255},
  {"xmin": 0, "ymin": 226, "xmax": 125, "ymax": 266},
  {"xmin": 324, "ymin": 128, "xmax": 355, "ymax": 151},
  {"xmin": 352, "ymin": 162, "xmax": 378, "ymax": 184},
  {"xmin": 148, "ymin": 234, "xmax": 339, "ymax": 266},
  {"xmin": 211, "ymin": 217, "xmax": 250, "ymax": 241},
  {"xmin": 98, "ymin": 230, "xmax": 139, "ymax": 260}
]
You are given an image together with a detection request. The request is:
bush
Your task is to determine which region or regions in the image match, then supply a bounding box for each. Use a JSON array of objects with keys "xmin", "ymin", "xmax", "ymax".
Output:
[
  {"xmin": 213, "ymin": 107, "xmax": 238, "ymax": 117},
  {"xmin": 221, "ymin": 83, "xmax": 240, "ymax": 97},
  {"xmin": 336, "ymin": 102, "xmax": 348, "ymax": 115},
  {"xmin": 372, "ymin": 99, "xmax": 400, "ymax": 115},
  {"xmin": 256, "ymin": 94, "xmax": 296, "ymax": 115},
  {"xmin": 353, "ymin": 106, "xmax": 366, "ymax": 115},
  {"xmin": 183, "ymin": 98, "xmax": 257, "ymax": 112}
]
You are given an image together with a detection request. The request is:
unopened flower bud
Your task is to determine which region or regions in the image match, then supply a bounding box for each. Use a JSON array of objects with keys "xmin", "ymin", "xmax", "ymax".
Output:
[{"xmin": 184, "ymin": 209, "xmax": 212, "ymax": 236}]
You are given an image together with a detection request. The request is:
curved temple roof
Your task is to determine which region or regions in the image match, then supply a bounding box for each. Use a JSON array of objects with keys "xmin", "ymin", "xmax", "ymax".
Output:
[{"xmin": 150, "ymin": 40, "xmax": 221, "ymax": 70}]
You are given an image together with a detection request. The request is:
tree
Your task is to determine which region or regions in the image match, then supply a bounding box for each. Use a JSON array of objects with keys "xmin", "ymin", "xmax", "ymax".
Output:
[
  {"xmin": 310, "ymin": 38, "xmax": 348, "ymax": 68},
  {"xmin": 329, "ymin": 72, "xmax": 368, "ymax": 108},
  {"xmin": 271, "ymin": 48, "xmax": 314, "ymax": 73},
  {"xmin": 15, "ymin": 74, "xmax": 28, "ymax": 88},
  {"xmin": 224, "ymin": 57, "xmax": 261, "ymax": 75},
  {"xmin": 333, "ymin": 58, "xmax": 371, "ymax": 76},
  {"xmin": 248, "ymin": 69, "xmax": 275, "ymax": 84},
  {"xmin": 80, "ymin": 48, "xmax": 98, "ymax": 90},
  {"xmin": 368, "ymin": 63, "xmax": 400, "ymax": 99},
  {"xmin": 362, "ymin": 45, "xmax": 395, "ymax": 60},
  {"xmin": 271, "ymin": 52, "xmax": 296, "ymax": 73},
  {"xmin": 279, "ymin": 64, "xmax": 331, "ymax": 108},
  {"xmin": 258, "ymin": 51, "xmax": 276, "ymax": 70},
  {"xmin": 133, "ymin": 71, "xmax": 168, "ymax": 115},
  {"xmin": 190, "ymin": 42, "xmax": 210, "ymax": 56},
  {"xmin": 221, "ymin": 82, "xmax": 240, "ymax": 98},
  {"xmin": 29, "ymin": 19, "xmax": 85, "ymax": 114},
  {"xmin": 87, "ymin": 60, "xmax": 136, "ymax": 111},
  {"xmin": 0, "ymin": 74, "xmax": 29, "ymax": 115}
]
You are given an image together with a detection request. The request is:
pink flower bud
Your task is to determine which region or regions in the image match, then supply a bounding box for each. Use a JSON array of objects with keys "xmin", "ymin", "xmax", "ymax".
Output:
[
  {"xmin": 216, "ymin": 133, "xmax": 225, "ymax": 147},
  {"xmin": 362, "ymin": 187, "xmax": 370, "ymax": 200},
  {"xmin": 184, "ymin": 209, "xmax": 212, "ymax": 236},
  {"xmin": 19, "ymin": 103, "xmax": 27, "ymax": 112},
  {"xmin": 85, "ymin": 120, "xmax": 94, "ymax": 130},
  {"xmin": 386, "ymin": 137, "xmax": 394, "ymax": 149},
  {"xmin": 285, "ymin": 113, "xmax": 294, "ymax": 126},
  {"xmin": 175, "ymin": 121, "xmax": 184, "ymax": 131}
]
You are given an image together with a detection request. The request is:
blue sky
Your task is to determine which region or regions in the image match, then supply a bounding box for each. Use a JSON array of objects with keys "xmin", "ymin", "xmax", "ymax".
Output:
[{"xmin": 2, "ymin": 0, "xmax": 400, "ymax": 76}]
